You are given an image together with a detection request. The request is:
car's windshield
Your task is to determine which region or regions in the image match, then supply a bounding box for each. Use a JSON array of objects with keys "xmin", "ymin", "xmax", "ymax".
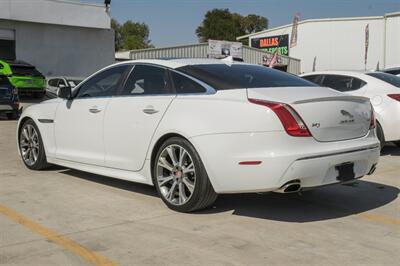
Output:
[
  {"xmin": 10, "ymin": 65, "xmax": 43, "ymax": 77},
  {"xmin": 176, "ymin": 64, "xmax": 316, "ymax": 90},
  {"xmin": 367, "ymin": 72, "xmax": 400, "ymax": 88}
]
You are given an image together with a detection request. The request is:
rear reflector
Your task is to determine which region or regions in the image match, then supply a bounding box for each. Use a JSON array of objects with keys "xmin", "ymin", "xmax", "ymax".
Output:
[
  {"xmin": 388, "ymin": 94, "xmax": 400, "ymax": 101},
  {"xmin": 239, "ymin": 161, "xmax": 262, "ymax": 165},
  {"xmin": 248, "ymin": 98, "xmax": 312, "ymax": 137}
]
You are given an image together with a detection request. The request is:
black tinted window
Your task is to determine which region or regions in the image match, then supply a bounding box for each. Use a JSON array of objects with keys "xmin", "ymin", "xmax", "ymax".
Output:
[
  {"xmin": 367, "ymin": 72, "xmax": 400, "ymax": 88},
  {"xmin": 302, "ymin": 75, "xmax": 324, "ymax": 85},
  {"xmin": 176, "ymin": 64, "xmax": 316, "ymax": 90},
  {"xmin": 322, "ymin": 75, "xmax": 366, "ymax": 92},
  {"xmin": 48, "ymin": 79, "xmax": 61, "ymax": 87},
  {"xmin": 121, "ymin": 65, "xmax": 171, "ymax": 95},
  {"xmin": 10, "ymin": 66, "xmax": 43, "ymax": 77},
  {"xmin": 77, "ymin": 65, "xmax": 129, "ymax": 98},
  {"xmin": 171, "ymin": 71, "xmax": 206, "ymax": 94},
  {"xmin": 383, "ymin": 69, "xmax": 400, "ymax": 75}
]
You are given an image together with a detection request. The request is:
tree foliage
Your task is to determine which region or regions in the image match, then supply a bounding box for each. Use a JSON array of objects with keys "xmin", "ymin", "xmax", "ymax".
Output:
[
  {"xmin": 111, "ymin": 19, "xmax": 153, "ymax": 51},
  {"xmin": 196, "ymin": 9, "xmax": 268, "ymax": 42}
]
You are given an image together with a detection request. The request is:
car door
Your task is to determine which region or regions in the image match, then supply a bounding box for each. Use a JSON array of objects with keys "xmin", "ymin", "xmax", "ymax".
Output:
[
  {"xmin": 104, "ymin": 64, "xmax": 175, "ymax": 171},
  {"xmin": 54, "ymin": 65, "xmax": 130, "ymax": 166}
]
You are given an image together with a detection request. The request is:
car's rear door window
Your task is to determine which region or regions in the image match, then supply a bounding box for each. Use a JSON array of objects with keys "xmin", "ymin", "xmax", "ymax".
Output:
[
  {"xmin": 170, "ymin": 71, "xmax": 206, "ymax": 94},
  {"xmin": 120, "ymin": 65, "xmax": 172, "ymax": 96},
  {"xmin": 302, "ymin": 75, "xmax": 324, "ymax": 86}
]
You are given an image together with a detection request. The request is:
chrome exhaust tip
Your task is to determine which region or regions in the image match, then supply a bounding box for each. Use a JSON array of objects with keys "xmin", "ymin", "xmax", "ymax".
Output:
[
  {"xmin": 367, "ymin": 164, "xmax": 377, "ymax": 175},
  {"xmin": 275, "ymin": 180, "xmax": 302, "ymax": 193}
]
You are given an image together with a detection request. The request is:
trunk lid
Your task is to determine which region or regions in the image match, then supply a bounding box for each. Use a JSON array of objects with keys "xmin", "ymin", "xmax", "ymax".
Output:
[{"xmin": 247, "ymin": 87, "xmax": 372, "ymax": 142}]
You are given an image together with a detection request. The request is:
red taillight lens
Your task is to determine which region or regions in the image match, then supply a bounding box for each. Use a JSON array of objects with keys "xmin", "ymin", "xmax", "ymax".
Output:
[
  {"xmin": 370, "ymin": 108, "xmax": 376, "ymax": 129},
  {"xmin": 388, "ymin": 94, "xmax": 400, "ymax": 101},
  {"xmin": 248, "ymin": 98, "xmax": 312, "ymax": 137}
]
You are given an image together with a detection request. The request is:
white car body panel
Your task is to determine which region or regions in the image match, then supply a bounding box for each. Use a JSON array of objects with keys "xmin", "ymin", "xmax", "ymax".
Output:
[
  {"xmin": 17, "ymin": 60, "xmax": 380, "ymax": 194},
  {"xmin": 301, "ymin": 71, "xmax": 400, "ymax": 142}
]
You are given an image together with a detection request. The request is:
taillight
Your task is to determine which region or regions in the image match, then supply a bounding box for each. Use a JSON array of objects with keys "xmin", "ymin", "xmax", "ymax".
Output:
[
  {"xmin": 388, "ymin": 94, "xmax": 400, "ymax": 101},
  {"xmin": 248, "ymin": 98, "xmax": 312, "ymax": 137},
  {"xmin": 369, "ymin": 107, "xmax": 376, "ymax": 129}
]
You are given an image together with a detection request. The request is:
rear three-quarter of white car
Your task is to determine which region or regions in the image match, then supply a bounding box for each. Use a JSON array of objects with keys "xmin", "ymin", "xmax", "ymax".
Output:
[{"xmin": 17, "ymin": 59, "xmax": 380, "ymax": 212}]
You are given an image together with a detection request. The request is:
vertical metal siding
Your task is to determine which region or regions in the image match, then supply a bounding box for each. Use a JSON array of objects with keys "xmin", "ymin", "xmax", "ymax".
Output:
[{"xmin": 128, "ymin": 43, "xmax": 300, "ymax": 74}]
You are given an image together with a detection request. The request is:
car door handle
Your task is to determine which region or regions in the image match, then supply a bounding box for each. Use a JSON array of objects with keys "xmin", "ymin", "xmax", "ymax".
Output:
[
  {"xmin": 143, "ymin": 107, "xmax": 159, "ymax": 114},
  {"xmin": 89, "ymin": 107, "xmax": 102, "ymax": 113}
]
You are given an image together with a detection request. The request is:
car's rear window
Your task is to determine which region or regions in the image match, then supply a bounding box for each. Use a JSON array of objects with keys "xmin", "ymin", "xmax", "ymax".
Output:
[
  {"xmin": 367, "ymin": 72, "xmax": 400, "ymax": 88},
  {"xmin": 175, "ymin": 64, "xmax": 316, "ymax": 90},
  {"xmin": 10, "ymin": 66, "xmax": 43, "ymax": 77}
]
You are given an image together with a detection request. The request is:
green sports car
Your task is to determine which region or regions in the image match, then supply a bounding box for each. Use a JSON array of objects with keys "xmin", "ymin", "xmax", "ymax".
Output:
[{"xmin": 0, "ymin": 60, "xmax": 46, "ymax": 98}]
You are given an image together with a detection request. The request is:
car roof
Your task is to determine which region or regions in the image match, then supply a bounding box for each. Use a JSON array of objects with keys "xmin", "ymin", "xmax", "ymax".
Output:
[
  {"xmin": 112, "ymin": 58, "xmax": 247, "ymax": 69},
  {"xmin": 300, "ymin": 70, "xmax": 375, "ymax": 79}
]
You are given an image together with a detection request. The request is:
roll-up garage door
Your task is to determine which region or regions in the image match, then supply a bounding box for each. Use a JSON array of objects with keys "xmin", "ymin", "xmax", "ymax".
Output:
[{"xmin": 0, "ymin": 29, "xmax": 16, "ymax": 60}]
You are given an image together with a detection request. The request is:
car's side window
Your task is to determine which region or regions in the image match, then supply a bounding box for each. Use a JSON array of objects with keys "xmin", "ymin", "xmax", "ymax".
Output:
[
  {"xmin": 120, "ymin": 65, "xmax": 171, "ymax": 96},
  {"xmin": 322, "ymin": 75, "xmax": 366, "ymax": 92},
  {"xmin": 48, "ymin": 79, "xmax": 60, "ymax": 87},
  {"xmin": 302, "ymin": 75, "xmax": 324, "ymax": 86},
  {"xmin": 171, "ymin": 71, "xmax": 206, "ymax": 94},
  {"xmin": 76, "ymin": 65, "xmax": 130, "ymax": 98}
]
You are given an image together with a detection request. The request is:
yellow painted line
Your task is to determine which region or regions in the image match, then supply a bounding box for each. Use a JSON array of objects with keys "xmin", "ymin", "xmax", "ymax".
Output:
[
  {"xmin": 357, "ymin": 212, "xmax": 400, "ymax": 226},
  {"xmin": 0, "ymin": 204, "xmax": 117, "ymax": 266}
]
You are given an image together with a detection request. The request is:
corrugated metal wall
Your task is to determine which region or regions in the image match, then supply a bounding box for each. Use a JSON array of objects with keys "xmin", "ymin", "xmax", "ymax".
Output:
[{"xmin": 128, "ymin": 43, "xmax": 301, "ymax": 74}]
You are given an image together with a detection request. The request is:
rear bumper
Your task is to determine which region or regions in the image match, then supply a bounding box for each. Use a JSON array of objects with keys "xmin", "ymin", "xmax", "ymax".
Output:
[{"xmin": 190, "ymin": 130, "xmax": 380, "ymax": 193}]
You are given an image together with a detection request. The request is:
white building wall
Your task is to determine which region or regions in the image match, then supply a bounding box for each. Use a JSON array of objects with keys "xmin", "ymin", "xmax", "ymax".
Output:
[
  {"xmin": 246, "ymin": 13, "xmax": 399, "ymax": 73},
  {"xmin": 385, "ymin": 14, "xmax": 400, "ymax": 68}
]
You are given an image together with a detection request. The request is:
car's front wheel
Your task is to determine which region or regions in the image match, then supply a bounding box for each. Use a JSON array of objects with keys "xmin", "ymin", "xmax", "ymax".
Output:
[
  {"xmin": 19, "ymin": 119, "xmax": 50, "ymax": 170},
  {"xmin": 153, "ymin": 137, "xmax": 217, "ymax": 212}
]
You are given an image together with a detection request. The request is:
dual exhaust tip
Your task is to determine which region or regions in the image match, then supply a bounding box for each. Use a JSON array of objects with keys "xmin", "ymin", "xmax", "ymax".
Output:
[{"xmin": 276, "ymin": 180, "xmax": 302, "ymax": 193}]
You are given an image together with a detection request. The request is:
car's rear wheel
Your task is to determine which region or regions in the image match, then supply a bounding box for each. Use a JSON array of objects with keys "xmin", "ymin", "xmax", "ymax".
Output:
[
  {"xmin": 19, "ymin": 119, "xmax": 49, "ymax": 170},
  {"xmin": 394, "ymin": 141, "xmax": 400, "ymax": 147},
  {"xmin": 153, "ymin": 137, "xmax": 217, "ymax": 212}
]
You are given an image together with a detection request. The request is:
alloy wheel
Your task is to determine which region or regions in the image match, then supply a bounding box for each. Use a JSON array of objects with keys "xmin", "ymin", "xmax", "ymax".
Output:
[
  {"xmin": 20, "ymin": 124, "xmax": 40, "ymax": 166},
  {"xmin": 156, "ymin": 144, "xmax": 196, "ymax": 205}
]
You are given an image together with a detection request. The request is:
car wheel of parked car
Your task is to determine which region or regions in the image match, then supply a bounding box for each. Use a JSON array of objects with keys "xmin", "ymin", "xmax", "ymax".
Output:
[
  {"xmin": 393, "ymin": 141, "xmax": 400, "ymax": 147},
  {"xmin": 376, "ymin": 122, "xmax": 385, "ymax": 150},
  {"xmin": 153, "ymin": 137, "xmax": 217, "ymax": 212},
  {"xmin": 19, "ymin": 119, "xmax": 50, "ymax": 170},
  {"xmin": 6, "ymin": 112, "xmax": 18, "ymax": 120}
]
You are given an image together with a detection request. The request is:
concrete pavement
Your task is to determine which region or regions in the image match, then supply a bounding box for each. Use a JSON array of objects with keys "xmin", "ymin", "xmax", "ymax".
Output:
[{"xmin": 0, "ymin": 117, "xmax": 399, "ymax": 266}]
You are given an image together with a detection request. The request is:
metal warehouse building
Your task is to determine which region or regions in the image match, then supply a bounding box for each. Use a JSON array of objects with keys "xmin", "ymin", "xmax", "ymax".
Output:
[
  {"xmin": 0, "ymin": 0, "xmax": 114, "ymax": 77},
  {"xmin": 115, "ymin": 43, "xmax": 301, "ymax": 74},
  {"xmin": 237, "ymin": 12, "xmax": 400, "ymax": 74}
]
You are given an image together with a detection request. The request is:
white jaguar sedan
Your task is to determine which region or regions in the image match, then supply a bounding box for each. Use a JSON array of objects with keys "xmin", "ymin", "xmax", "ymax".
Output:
[{"xmin": 17, "ymin": 59, "xmax": 380, "ymax": 212}]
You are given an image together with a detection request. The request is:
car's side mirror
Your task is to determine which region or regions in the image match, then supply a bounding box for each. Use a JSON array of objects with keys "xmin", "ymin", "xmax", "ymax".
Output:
[{"xmin": 58, "ymin": 85, "xmax": 72, "ymax": 99}]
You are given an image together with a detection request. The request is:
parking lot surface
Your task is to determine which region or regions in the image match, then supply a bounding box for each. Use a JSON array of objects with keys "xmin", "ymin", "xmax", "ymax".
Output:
[{"xmin": 0, "ymin": 107, "xmax": 399, "ymax": 265}]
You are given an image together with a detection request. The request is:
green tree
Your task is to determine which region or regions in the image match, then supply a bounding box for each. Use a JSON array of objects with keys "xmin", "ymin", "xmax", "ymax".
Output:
[
  {"xmin": 112, "ymin": 19, "xmax": 153, "ymax": 51},
  {"xmin": 196, "ymin": 9, "xmax": 268, "ymax": 42}
]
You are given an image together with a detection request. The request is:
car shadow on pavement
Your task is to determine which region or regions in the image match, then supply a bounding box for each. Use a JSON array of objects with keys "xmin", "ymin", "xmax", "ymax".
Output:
[
  {"xmin": 200, "ymin": 180, "xmax": 399, "ymax": 222},
  {"xmin": 381, "ymin": 145, "xmax": 400, "ymax": 156},
  {"xmin": 60, "ymin": 169, "xmax": 158, "ymax": 197},
  {"xmin": 61, "ymin": 168, "xmax": 398, "ymax": 222}
]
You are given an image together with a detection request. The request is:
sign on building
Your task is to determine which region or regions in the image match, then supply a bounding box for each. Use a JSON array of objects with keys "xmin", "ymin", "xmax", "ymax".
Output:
[
  {"xmin": 251, "ymin": 34, "xmax": 289, "ymax": 56},
  {"xmin": 207, "ymin": 40, "xmax": 243, "ymax": 59}
]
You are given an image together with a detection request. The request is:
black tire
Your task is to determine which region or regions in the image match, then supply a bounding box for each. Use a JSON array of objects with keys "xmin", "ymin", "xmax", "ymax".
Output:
[
  {"xmin": 6, "ymin": 111, "xmax": 18, "ymax": 120},
  {"xmin": 18, "ymin": 119, "xmax": 50, "ymax": 170},
  {"xmin": 376, "ymin": 122, "xmax": 385, "ymax": 150},
  {"xmin": 394, "ymin": 141, "xmax": 400, "ymax": 147},
  {"xmin": 152, "ymin": 137, "xmax": 217, "ymax": 212}
]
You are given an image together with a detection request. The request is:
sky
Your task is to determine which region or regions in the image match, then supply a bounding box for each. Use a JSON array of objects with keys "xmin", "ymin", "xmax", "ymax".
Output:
[{"xmin": 87, "ymin": 0, "xmax": 400, "ymax": 47}]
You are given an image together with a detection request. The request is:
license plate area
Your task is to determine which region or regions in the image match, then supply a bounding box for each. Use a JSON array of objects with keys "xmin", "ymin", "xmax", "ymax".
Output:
[{"xmin": 335, "ymin": 162, "xmax": 355, "ymax": 181}]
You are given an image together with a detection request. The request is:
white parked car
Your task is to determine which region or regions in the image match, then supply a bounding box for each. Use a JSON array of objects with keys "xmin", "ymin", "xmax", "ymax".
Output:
[
  {"xmin": 47, "ymin": 76, "xmax": 84, "ymax": 95},
  {"xmin": 17, "ymin": 59, "xmax": 379, "ymax": 212},
  {"xmin": 301, "ymin": 71, "xmax": 400, "ymax": 147}
]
